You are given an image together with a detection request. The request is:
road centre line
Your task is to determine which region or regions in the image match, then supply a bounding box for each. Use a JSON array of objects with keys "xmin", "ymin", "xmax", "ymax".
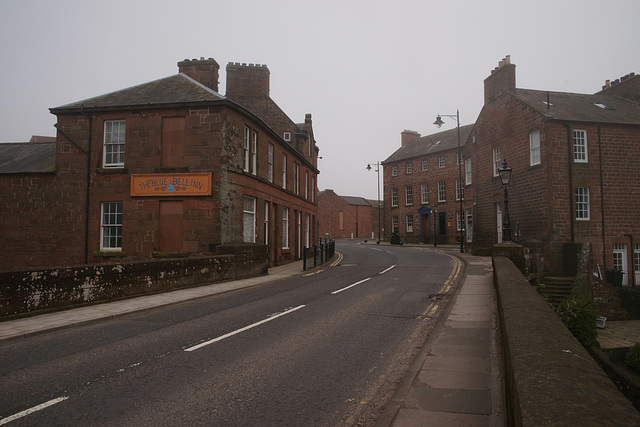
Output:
[
  {"xmin": 331, "ymin": 278, "xmax": 371, "ymax": 295},
  {"xmin": 379, "ymin": 265, "xmax": 396, "ymax": 275},
  {"xmin": 0, "ymin": 396, "xmax": 69, "ymax": 425},
  {"xmin": 184, "ymin": 305, "xmax": 306, "ymax": 352}
]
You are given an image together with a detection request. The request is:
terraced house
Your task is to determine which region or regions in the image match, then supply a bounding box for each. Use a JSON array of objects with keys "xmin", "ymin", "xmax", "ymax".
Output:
[
  {"xmin": 470, "ymin": 57, "xmax": 640, "ymax": 279},
  {"xmin": 0, "ymin": 58, "xmax": 319, "ymax": 270}
]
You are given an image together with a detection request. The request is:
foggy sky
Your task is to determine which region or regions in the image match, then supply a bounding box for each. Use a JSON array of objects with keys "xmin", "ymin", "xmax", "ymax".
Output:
[{"xmin": 1, "ymin": 0, "xmax": 638, "ymax": 200}]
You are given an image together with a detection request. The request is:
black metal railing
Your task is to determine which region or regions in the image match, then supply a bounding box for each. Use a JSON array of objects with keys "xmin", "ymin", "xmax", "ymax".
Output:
[{"xmin": 303, "ymin": 239, "xmax": 335, "ymax": 271}]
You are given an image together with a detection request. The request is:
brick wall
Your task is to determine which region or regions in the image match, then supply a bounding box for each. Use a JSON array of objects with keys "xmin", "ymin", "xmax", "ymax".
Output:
[
  {"xmin": 384, "ymin": 147, "xmax": 470, "ymax": 244},
  {"xmin": 471, "ymin": 94, "xmax": 640, "ymax": 275}
]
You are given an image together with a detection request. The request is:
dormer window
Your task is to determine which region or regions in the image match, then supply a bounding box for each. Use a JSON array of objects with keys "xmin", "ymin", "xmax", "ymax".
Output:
[{"xmin": 283, "ymin": 132, "xmax": 291, "ymax": 143}]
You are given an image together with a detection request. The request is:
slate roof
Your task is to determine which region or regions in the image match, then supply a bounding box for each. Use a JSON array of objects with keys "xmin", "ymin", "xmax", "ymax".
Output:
[
  {"xmin": 384, "ymin": 124, "xmax": 474, "ymax": 164},
  {"xmin": 0, "ymin": 142, "xmax": 56, "ymax": 173},
  {"xmin": 511, "ymin": 89, "xmax": 640, "ymax": 125},
  {"xmin": 340, "ymin": 196, "xmax": 371, "ymax": 206},
  {"xmin": 50, "ymin": 74, "xmax": 225, "ymax": 113}
]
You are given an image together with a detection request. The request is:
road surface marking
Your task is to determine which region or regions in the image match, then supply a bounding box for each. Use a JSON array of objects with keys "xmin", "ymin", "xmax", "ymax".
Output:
[
  {"xmin": 0, "ymin": 396, "xmax": 68, "ymax": 425},
  {"xmin": 184, "ymin": 305, "xmax": 306, "ymax": 352},
  {"xmin": 331, "ymin": 278, "xmax": 371, "ymax": 295},
  {"xmin": 379, "ymin": 265, "xmax": 396, "ymax": 275},
  {"xmin": 329, "ymin": 252, "xmax": 343, "ymax": 266}
]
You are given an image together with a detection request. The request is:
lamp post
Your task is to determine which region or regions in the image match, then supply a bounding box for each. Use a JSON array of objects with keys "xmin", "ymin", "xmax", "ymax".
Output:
[
  {"xmin": 432, "ymin": 202, "xmax": 438, "ymax": 247},
  {"xmin": 497, "ymin": 159, "xmax": 512, "ymax": 242},
  {"xmin": 366, "ymin": 162, "xmax": 382, "ymax": 244},
  {"xmin": 434, "ymin": 110, "xmax": 464, "ymax": 253}
]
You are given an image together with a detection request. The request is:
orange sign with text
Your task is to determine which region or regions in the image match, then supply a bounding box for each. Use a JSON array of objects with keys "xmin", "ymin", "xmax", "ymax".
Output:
[{"xmin": 130, "ymin": 173, "xmax": 212, "ymax": 197}]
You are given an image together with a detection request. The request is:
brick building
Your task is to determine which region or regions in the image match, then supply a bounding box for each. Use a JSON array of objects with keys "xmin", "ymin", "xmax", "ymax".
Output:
[
  {"xmin": 470, "ymin": 57, "xmax": 640, "ymax": 280},
  {"xmin": 317, "ymin": 189, "xmax": 381, "ymax": 240},
  {"xmin": 0, "ymin": 58, "xmax": 319, "ymax": 271},
  {"xmin": 383, "ymin": 126, "xmax": 473, "ymax": 244}
]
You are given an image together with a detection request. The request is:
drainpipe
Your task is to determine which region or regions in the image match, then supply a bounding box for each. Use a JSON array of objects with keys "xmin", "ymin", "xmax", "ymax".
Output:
[{"xmin": 598, "ymin": 126, "xmax": 607, "ymax": 270}]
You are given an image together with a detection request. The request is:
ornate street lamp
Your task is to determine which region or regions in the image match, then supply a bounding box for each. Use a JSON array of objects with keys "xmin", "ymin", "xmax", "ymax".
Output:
[
  {"xmin": 434, "ymin": 110, "xmax": 465, "ymax": 253},
  {"xmin": 366, "ymin": 162, "xmax": 382, "ymax": 244},
  {"xmin": 497, "ymin": 159, "xmax": 512, "ymax": 242}
]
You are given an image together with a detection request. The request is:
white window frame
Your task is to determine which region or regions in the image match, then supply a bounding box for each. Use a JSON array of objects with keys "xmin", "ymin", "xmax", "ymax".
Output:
[
  {"xmin": 282, "ymin": 207, "xmax": 290, "ymax": 249},
  {"xmin": 305, "ymin": 171, "xmax": 309, "ymax": 199},
  {"xmin": 573, "ymin": 129, "xmax": 588, "ymax": 163},
  {"xmin": 103, "ymin": 120, "xmax": 126, "ymax": 168},
  {"xmin": 283, "ymin": 132, "xmax": 291, "ymax": 143},
  {"xmin": 492, "ymin": 147, "xmax": 501, "ymax": 177},
  {"xmin": 405, "ymin": 185, "xmax": 413, "ymax": 206},
  {"xmin": 282, "ymin": 153, "xmax": 287, "ymax": 190},
  {"xmin": 392, "ymin": 216, "xmax": 399, "ymax": 233},
  {"xmin": 311, "ymin": 176, "xmax": 316, "ymax": 202},
  {"xmin": 392, "ymin": 165, "xmax": 398, "ymax": 177},
  {"xmin": 251, "ymin": 131, "xmax": 258, "ymax": 175},
  {"xmin": 100, "ymin": 201, "xmax": 123, "ymax": 250},
  {"xmin": 421, "ymin": 183, "xmax": 428, "ymax": 205},
  {"xmin": 438, "ymin": 155, "xmax": 445, "ymax": 168},
  {"xmin": 421, "ymin": 158, "xmax": 428, "ymax": 171},
  {"xmin": 465, "ymin": 158, "xmax": 472, "ymax": 185},
  {"xmin": 268, "ymin": 143, "xmax": 274, "ymax": 183},
  {"xmin": 243, "ymin": 126, "xmax": 251, "ymax": 172},
  {"xmin": 406, "ymin": 162, "xmax": 412, "ymax": 174},
  {"xmin": 391, "ymin": 188, "xmax": 398, "ymax": 207},
  {"xmin": 243, "ymin": 196, "xmax": 256, "ymax": 243},
  {"xmin": 530, "ymin": 130, "xmax": 541, "ymax": 166},
  {"xmin": 575, "ymin": 187, "xmax": 590, "ymax": 220},
  {"xmin": 456, "ymin": 178, "xmax": 464, "ymax": 201},
  {"xmin": 438, "ymin": 181, "xmax": 446, "ymax": 202},
  {"xmin": 406, "ymin": 215, "xmax": 413, "ymax": 233},
  {"xmin": 294, "ymin": 162, "xmax": 300, "ymax": 195}
]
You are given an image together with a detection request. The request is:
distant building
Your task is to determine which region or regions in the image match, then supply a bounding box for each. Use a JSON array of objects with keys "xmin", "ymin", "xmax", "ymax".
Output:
[
  {"xmin": 317, "ymin": 190, "xmax": 381, "ymax": 240},
  {"xmin": 383, "ymin": 126, "xmax": 473, "ymax": 244},
  {"xmin": 0, "ymin": 58, "xmax": 319, "ymax": 271}
]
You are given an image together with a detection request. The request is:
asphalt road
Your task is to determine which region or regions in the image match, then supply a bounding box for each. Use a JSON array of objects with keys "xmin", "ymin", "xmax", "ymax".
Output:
[{"xmin": 0, "ymin": 240, "xmax": 460, "ymax": 426}]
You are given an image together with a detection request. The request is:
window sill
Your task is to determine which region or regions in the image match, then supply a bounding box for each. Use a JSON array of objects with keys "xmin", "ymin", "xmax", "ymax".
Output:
[
  {"xmin": 94, "ymin": 250, "xmax": 126, "ymax": 258},
  {"xmin": 98, "ymin": 167, "xmax": 128, "ymax": 174}
]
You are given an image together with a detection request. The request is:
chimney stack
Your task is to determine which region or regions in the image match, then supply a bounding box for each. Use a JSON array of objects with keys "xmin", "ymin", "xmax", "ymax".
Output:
[
  {"xmin": 178, "ymin": 58, "xmax": 220, "ymax": 92},
  {"xmin": 484, "ymin": 55, "xmax": 516, "ymax": 105},
  {"xmin": 401, "ymin": 130, "xmax": 421, "ymax": 147},
  {"xmin": 226, "ymin": 62, "xmax": 271, "ymax": 98}
]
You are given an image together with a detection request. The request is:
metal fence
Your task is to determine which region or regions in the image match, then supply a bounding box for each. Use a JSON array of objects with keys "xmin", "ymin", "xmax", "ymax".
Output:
[{"xmin": 302, "ymin": 240, "xmax": 335, "ymax": 271}]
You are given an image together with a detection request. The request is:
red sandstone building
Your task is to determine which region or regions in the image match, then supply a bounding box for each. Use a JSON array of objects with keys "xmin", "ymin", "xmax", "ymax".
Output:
[
  {"xmin": 383, "ymin": 126, "xmax": 473, "ymax": 245},
  {"xmin": 317, "ymin": 190, "xmax": 381, "ymax": 240},
  {"xmin": 0, "ymin": 58, "xmax": 319, "ymax": 271},
  {"xmin": 470, "ymin": 57, "xmax": 640, "ymax": 280}
]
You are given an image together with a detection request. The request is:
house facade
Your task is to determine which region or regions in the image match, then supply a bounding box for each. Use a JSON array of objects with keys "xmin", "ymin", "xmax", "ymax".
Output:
[
  {"xmin": 317, "ymin": 189, "xmax": 380, "ymax": 240},
  {"xmin": 382, "ymin": 126, "xmax": 473, "ymax": 245},
  {"xmin": 0, "ymin": 58, "xmax": 319, "ymax": 271},
  {"xmin": 470, "ymin": 57, "xmax": 640, "ymax": 280}
]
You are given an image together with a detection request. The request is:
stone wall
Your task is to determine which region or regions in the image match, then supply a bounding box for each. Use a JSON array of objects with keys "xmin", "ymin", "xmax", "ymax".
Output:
[
  {"xmin": 493, "ymin": 256, "xmax": 640, "ymax": 425},
  {"xmin": 0, "ymin": 244, "xmax": 267, "ymax": 319}
]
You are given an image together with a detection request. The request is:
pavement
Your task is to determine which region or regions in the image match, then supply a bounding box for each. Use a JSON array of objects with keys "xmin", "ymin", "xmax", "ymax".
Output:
[{"xmin": 4, "ymin": 241, "xmax": 635, "ymax": 425}]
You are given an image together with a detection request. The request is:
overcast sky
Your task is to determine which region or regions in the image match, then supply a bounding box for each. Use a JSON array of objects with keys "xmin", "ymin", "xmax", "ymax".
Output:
[{"xmin": 1, "ymin": 0, "xmax": 638, "ymax": 199}]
